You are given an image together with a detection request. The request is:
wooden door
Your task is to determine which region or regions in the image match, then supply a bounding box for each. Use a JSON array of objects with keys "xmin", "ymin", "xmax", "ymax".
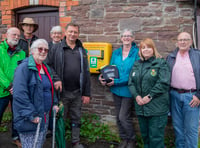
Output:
[{"xmin": 15, "ymin": 6, "xmax": 59, "ymax": 42}]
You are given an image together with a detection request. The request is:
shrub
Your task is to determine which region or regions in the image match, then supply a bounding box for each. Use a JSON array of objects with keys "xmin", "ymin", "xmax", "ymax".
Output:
[{"xmin": 65, "ymin": 113, "xmax": 120, "ymax": 143}]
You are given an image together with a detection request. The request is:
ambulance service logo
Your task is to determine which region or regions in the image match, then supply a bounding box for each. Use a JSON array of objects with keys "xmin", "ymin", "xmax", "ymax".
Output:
[{"xmin": 151, "ymin": 69, "xmax": 157, "ymax": 76}]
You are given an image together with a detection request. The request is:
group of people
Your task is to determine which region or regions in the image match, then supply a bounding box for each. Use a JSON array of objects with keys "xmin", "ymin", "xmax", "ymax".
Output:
[
  {"xmin": 99, "ymin": 30, "xmax": 200, "ymax": 148},
  {"xmin": 0, "ymin": 17, "xmax": 90, "ymax": 148},
  {"xmin": 0, "ymin": 16, "xmax": 199, "ymax": 148}
]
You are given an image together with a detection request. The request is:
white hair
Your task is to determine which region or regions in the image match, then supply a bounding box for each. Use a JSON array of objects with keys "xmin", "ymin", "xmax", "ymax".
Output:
[
  {"xmin": 50, "ymin": 26, "xmax": 62, "ymax": 34},
  {"xmin": 30, "ymin": 39, "xmax": 48, "ymax": 54},
  {"xmin": 120, "ymin": 28, "xmax": 135, "ymax": 37}
]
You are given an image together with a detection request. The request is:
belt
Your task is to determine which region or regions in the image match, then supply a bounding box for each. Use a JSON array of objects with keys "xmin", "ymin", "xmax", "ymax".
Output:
[{"xmin": 171, "ymin": 87, "xmax": 196, "ymax": 93}]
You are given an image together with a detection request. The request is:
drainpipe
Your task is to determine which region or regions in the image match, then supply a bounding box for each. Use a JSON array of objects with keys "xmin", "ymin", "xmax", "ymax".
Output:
[{"xmin": 194, "ymin": 0, "xmax": 198, "ymax": 48}]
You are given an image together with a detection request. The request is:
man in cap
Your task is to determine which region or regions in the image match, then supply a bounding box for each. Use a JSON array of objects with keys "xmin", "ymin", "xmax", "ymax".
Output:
[
  {"xmin": 0, "ymin": 27, "xmax": 26, "ymax": 147},
  {"xmin": 18, "ymin": 17, "xmax": 38, "ymax": 57}
]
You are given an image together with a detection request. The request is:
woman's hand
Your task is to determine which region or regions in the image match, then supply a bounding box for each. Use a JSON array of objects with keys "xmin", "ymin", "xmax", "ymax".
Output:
[
  {"xmin": 99, "ymin": 74, "xmax": 106, "ymax": 86},
  {"xmin": 136, "ymin": 95, "xmax": 144, "ymax": 106},
  {"xmin": 32, "ymin": 117, "xmax": 40, "ymax": 124},
  {"xmin": 53, "ymin": 105, "xmax": 59, "ymax": 113},
  {"xmin": 106, "ymin": 78, "xmax": 114, "ymax": 87},
  {"xmin": 142, "ymin": 95, "xmax": 151, "ymax": 105}
]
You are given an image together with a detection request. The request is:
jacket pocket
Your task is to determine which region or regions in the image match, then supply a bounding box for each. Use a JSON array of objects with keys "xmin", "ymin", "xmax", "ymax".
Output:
[{"xmin": 14, "ymin": 118, "xmax": 37, "ymax": 133}]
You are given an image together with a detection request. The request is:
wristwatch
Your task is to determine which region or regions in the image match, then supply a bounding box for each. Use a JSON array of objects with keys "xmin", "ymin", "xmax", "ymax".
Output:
[{"xmin": 147, "ymin": 94, "xmax": 152, "ymax": 100}]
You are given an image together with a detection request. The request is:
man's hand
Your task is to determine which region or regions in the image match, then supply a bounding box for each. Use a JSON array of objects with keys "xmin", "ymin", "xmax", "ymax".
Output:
[
  {"xmin": 54, "ymin": 81, "xmax": 62, "ymax": 92},
  {"xmin": 82, "ymin": 96, "xmax": 90, "ymax": 104},
  {"xmin": 9, "ymin": 87, "xmax": 13, "ymax": 95},
  {"xmin": 189, "ymin": 95, "xmax": 200, "ymax": 107}
]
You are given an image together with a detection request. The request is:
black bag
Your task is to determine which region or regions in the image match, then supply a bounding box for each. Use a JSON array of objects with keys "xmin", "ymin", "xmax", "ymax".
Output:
[{"xmin": 100, "ymin": 65, "xmax": 119, "ymax": 83}]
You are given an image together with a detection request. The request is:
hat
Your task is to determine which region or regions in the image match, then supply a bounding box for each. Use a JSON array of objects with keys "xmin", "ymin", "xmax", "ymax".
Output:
[{"xmin": 18, "ymin": 17, "xmax": 38, "ymax": 33}]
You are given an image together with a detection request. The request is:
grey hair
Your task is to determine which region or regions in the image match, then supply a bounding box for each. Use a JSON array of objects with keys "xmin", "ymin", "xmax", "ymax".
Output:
[
  {"xmin": 50, "ymin": 26, "xmax": 62, "ymax": 34},
  {"xmin": 6, "ymin": 27, "xmax": 19, "ymax": 34},
  {"xmin": 30, "ymin": 39, "xmax": 49, "ymax": 54},
  {"xmin": 120, "ymin": 29, "xmax": 135, "ymax": 37}
]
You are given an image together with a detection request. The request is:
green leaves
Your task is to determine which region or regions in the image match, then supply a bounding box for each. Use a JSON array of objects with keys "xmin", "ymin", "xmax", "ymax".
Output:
[
  {"xmin": 0, "ymin": 110, "xmax": 12, "ymax": 132},
  {"xmin": 65, "ymin": 113, "xmax": 120, "ymax": 143}
]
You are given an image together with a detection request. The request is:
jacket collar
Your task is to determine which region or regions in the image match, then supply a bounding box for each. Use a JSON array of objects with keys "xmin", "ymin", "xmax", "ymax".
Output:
[
  {"xmin": 3, "ymin": 39, "xmax": 22, "ymax": 53},
  {"xmin": 117, "ymin": 42, "xmax": 138, "ymax": 56},
  {"xmin": 169, "ymin": 47, "xmax": 193, "ymax": 58}
]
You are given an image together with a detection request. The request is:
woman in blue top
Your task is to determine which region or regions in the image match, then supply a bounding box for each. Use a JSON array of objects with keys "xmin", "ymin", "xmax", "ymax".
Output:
[{"xmin": 99, "ymin": 29, "xmax": 140, "ymax": 148}]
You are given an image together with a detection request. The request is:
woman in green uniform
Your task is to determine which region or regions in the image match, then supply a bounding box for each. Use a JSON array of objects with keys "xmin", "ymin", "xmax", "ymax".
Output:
[{"xmin": 128, "ymin": 38, "xmax": 170, "ymax": 148}]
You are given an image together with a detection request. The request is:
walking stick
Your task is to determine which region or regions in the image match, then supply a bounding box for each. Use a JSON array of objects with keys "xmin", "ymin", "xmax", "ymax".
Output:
[
  {"xmin": 33, "ymin": 117, "xmax": 42, "ymax": 148},
  {"xmin": 52, "ymin": 108, "xmax": 56, "ymax": 148}
]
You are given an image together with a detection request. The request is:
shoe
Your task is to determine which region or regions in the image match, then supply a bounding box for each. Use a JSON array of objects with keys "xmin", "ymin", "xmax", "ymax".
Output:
[
  {"xmin": 118, "ymin": 140, "xmax": 128, "ymax": 148},
  {"xmin": 72, "ymin": 142, "xmax": 84, "ymax": 148},
  {"xmin": 126, "ymin": 140, "xmax": 136, "ymax": 148},
  {"xmin": 12, "ymin": 139, "xmax": 22, "ymax": 148},
  {"xmin": 46, "ymin": 130, "xmax": 52, "ymax": 138}
]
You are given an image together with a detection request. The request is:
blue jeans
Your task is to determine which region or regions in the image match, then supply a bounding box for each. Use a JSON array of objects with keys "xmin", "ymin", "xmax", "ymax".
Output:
[
  {"xmin": 113, "ymin": 94, "xmax": 135, "ymax": 141},
  {"xmin": 0, "ymin": 95, "xmax": 19, "ymax": 140},
  {"xmin": 170, "ymin": 90, "xmax": 199, "ymax": 148}
]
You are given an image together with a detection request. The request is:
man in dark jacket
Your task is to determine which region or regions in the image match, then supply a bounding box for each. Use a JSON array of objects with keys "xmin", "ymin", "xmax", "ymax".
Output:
[
  {"xmin": 18, "ymin": 17, "xmax": 38, "ymax": 57},
  {"xmin": 166, "ymin": 32, "xmax": 200, "ymax": 148},
  {"xmin": 46, "ymin": 23, "xmax": 91, "ymax": 148}
]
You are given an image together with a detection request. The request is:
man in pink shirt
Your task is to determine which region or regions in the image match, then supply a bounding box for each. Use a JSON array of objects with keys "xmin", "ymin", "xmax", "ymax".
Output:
[{"xmin": 166, "ymin": 32, "xmax": 200, "ymax": 148}]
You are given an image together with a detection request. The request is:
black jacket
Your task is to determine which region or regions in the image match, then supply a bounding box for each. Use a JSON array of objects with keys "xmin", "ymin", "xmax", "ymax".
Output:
[
  {"xmin": 45, "ymin": 37, "xmax": 91, "ymax": 97},
  {"xmin": 18, "ymin": 34, "xmax": 38, "ymax": 57}
]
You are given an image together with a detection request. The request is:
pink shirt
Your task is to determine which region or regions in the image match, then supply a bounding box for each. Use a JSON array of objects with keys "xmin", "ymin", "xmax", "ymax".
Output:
[{"xmin": 171, "ymin": 51, "xmax": 196, "ymax": 89}]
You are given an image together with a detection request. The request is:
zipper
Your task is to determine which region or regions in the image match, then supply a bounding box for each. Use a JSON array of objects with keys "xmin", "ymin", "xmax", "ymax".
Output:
[{"xmin": 139, "ymin": 62, "xmax": 145, "ymax": 116}]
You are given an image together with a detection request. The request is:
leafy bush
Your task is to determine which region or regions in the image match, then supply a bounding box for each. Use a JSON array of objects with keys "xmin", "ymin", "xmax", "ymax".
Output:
[
  {"xmin": 0, "ymin": 111, "xmax": 12, "ymax": 132},
  {"xmin": 65, "ymin": 113, "xmax": 120, "ymax": 143}
]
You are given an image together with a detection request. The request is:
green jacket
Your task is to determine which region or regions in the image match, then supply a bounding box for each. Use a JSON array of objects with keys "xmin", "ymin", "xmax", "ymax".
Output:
[
  {"xmin": 0, "ymin": 40, "xmax": 26, "ymax": 97},
  {"xmin": 128, "ymin": 57, "xmax": 170, "ymax": 116}
]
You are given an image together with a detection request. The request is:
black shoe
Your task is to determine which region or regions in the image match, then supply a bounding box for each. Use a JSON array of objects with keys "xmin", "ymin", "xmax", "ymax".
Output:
[{"xmin": 118, "ymin": 140, "xmax": 128, "ymax": 148}]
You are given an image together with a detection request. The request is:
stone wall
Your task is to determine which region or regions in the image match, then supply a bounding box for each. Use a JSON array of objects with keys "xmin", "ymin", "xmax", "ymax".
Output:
[{"xmin": 75, "ymin": 0, "xmax": 194, "ymax": 133}]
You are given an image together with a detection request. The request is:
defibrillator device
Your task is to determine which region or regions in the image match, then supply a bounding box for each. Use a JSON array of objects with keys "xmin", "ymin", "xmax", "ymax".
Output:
[
  {"xmin": 83, "ymin": 42, "xmax": 112, "ymax": 73},
  {"xmin": 100, "ymin": 65, "xmax": 119, "ymax": 83}
]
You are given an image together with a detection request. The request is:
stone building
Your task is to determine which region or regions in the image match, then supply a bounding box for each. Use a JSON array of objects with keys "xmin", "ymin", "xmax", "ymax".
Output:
[{"xmin": 0, "ymin": 0, "xmax": 199, "ymax": 133}]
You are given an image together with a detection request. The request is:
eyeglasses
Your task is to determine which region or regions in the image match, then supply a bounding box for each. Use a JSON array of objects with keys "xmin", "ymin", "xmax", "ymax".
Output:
[
  {"xmin": 122, "ymin": 35, "xmax": 133, "ymax": 38},
  {"xmin": 177, "ymin": 39, "xmax": 191, "ymax": 42},
  {"xmin": 38, "ymin": 47, "xmax": 48, "ymax": 53},
  {"xmin": 52, "ymin": 32, "xmax": 62, "ymax": 35}
]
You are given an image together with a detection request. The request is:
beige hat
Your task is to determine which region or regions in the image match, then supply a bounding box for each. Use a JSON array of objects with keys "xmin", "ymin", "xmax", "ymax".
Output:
[{"xmin": 18, "ymin": 17, "xmax": 39, "ymax": 33}]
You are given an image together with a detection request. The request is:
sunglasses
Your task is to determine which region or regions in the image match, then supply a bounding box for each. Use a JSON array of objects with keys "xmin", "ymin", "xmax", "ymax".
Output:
[{"xmin": 38, "ymin": 47, "xmax": 48, "ymax": 53}]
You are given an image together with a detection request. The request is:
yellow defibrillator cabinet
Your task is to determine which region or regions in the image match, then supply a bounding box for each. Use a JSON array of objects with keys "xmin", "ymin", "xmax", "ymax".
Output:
[{"xmin": 83, "ymin": 42, "xmax": 112, "ymax": 73}]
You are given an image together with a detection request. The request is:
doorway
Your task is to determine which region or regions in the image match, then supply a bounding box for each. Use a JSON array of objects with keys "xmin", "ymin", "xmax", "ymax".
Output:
[{"xmin": 15, "ymin": 6, "xmax": 59, "ymax": 42}]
